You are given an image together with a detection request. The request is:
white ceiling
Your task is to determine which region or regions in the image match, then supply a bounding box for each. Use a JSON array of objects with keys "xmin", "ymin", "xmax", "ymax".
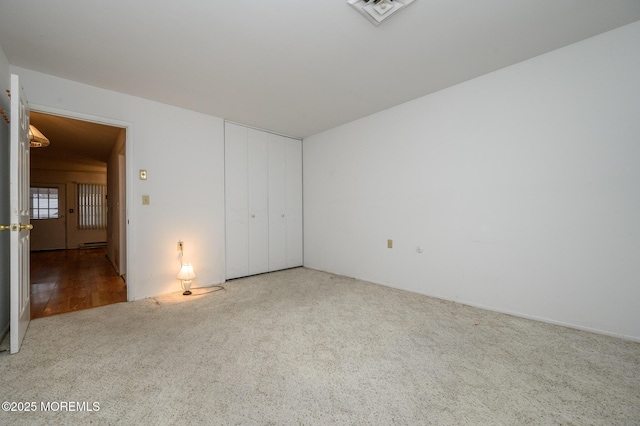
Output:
[
  {"xmin": 30, "ymin": 112, "xmax": 121, "ymax": 165},
  {"xmin": 2, "ymin": 1, "xmax": 640, "ymax": 138}
]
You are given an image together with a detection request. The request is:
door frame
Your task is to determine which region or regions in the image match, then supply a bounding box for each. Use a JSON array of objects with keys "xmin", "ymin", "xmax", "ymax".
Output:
[{"xmin": 29, "ymin": 104, "xmax": 135, "ymax": 302}]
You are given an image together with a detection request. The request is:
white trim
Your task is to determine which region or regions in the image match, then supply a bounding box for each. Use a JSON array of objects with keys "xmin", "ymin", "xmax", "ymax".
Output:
[
  {"xmin": 28, "ymin": 103, "xmax": 135, "ymax": 302},
  {"xmin": 452, "ymin": 297, "xmax": 640, "ymax": 343},
  {"xmin": 392, "ymin": 281, "xmax": 640, "ymax": 343},
  {"xmin": 222, "ymin": 122, "xmax": 227, "ymax": 283},
  {"xmin": 29, "ymin": 104, "xmax": 131, "ymax": 129},
  {"xmin": 305, "ymin": 267, "xmax": 640, "ymax": 343}
]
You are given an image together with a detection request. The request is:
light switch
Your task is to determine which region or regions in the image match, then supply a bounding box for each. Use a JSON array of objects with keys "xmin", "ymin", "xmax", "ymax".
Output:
[
  {"xmin": 142, "ymin": 195, "xmax": 150, "ymax": 205},
  {"xmin": 139, "ymin": 169, "xmax": 147, "ymax": 180}
]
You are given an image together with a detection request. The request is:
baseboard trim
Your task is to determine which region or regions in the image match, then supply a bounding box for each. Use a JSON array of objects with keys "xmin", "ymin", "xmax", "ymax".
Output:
[
  {"xmin": 379, "ymin": 281, "xmax": 640, "ymax": 343},
  {"xmin": 304, "ymin": 266, "xmax": 640, "ymax": 343}
]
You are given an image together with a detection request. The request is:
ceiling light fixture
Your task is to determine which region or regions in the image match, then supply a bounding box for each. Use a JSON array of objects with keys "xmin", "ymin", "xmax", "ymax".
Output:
[
  {"xmin": 347, "ymin": 0, "xmax": 416, "ymax": 26},
  {"xmin": 29, "ymin": 124, "xmax": 50, "ymax": 148}
]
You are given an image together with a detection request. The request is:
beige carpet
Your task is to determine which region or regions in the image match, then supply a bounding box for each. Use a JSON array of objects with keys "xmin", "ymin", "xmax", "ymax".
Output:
[{"xmin": 1, "ymin": 267, "xmax": 639, "ymax": 425}]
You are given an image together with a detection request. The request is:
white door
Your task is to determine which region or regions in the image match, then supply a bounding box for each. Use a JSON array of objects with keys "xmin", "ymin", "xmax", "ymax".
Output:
[
  {"xmin": 224, "ymin": 122, "xmax": 303, "ymax": 279},
  {"xmin": 9, "ymin": 74, "xmax": 31, "ymax": 354},
  {"xmin": 268, "ymin": 137, "xmax": 287, "ymax": 271},
  {"xmin": 29, "ymin": 183, "xmax": 66, "ymax": 251},
  {"xmin": 247, "ymin": 129, "xmax": 269, "ymax": 275},
  {"xmin": 285, "ymin": 137, "xmax": 303, "ymax": 268},
  {"xmin": 225, "ymin": 122, "xmax": 250, "ymax": 279}
]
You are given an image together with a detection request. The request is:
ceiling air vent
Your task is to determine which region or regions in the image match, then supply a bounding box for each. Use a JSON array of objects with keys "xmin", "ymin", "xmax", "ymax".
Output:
[{"xmin": 347, "ymin": 0, "xmax": 416, "ymax": 26}]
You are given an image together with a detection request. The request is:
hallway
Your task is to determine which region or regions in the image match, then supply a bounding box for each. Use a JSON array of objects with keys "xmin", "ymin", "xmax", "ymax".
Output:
[{"xmin": 30, "ymin": 248, "xmax": 127, "ymax": 319}]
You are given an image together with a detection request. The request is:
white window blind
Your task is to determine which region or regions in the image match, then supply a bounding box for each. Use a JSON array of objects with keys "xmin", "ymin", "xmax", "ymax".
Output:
[{"xmin": 78, "ymin": 183, "xmax": 107, "ymax": 230}]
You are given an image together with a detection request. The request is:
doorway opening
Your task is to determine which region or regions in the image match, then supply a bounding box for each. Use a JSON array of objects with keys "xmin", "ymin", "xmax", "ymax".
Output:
[{"xmin": 29, "ymin": 112, "xmax": 127, "ymax": 318}]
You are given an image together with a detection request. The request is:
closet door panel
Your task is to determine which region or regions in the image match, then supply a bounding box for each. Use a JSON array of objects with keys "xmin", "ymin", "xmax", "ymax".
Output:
[
  {"xmin": 285, "ymin": 138, "xmax": 303, "ymax": 267},
  {"xmin": 268, "ymin": 138, "xmax": 287, "ymax": 271},
  {"xmin": 224, "ymin": 123, "xmax": 249, "ymax": 279},
  {"xmin": 247, "ymin": 129, "xmax": 270, "ymax": 275}
]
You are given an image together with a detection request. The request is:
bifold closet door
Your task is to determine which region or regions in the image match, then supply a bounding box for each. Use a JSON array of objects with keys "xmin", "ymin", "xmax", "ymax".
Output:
[
  {"xmin": 268, "ymin": 137, "xmax": 287, "ymax": 271},
  {"xmin": 269, "ymin": 135, "xmax": 303, "ymax": 271},
  {"xmin": 225, "ymin": 122, "xmax": 303, "ymax": 280},
  {"xmin": 225, "ymin": 122, "xmax": 249, "ymax": 279},
  {"xmin": 247, "ymin": 129, "xmax": 270, "ymax": 275},
  {"xmin": 284, "ymin": 138, "xmax": 303, "ymax": 268}
]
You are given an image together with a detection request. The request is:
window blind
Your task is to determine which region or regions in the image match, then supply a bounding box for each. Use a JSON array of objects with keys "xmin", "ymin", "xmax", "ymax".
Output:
[{"xmin": 78, "ymin": 183, "xmax": 107, "ymax": 230}]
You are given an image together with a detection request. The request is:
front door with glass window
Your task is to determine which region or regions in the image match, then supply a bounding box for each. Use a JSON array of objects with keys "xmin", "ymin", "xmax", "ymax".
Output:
[{"xmin": 30, "ymin": 184, "xmax": 66, "ymax": 251}]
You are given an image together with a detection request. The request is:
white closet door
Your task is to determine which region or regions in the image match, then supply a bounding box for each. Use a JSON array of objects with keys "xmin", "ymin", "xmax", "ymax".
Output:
[
  {"xmin": 285, "ymin": 137, "xmax": 303, "ymax": 268},
  {"xmin": 224, "ymin": 123, "xmax": 249, "ymax": 279},
  {"xmin": 268, "ymin": 137, "xmax": 287, "ymax": 271},
  {"xmin": 225, "ymin": 122, "xmax": 302, "ymax": 280},
  {"xmin": 247, "ymin": 129, "xmax": 269, "ymax": 275}
]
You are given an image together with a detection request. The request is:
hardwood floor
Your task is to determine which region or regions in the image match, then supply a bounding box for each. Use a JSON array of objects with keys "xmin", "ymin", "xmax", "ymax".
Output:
[{"xmin": 30, "ymin": 248, "xmax": 127, "ymax": 319}]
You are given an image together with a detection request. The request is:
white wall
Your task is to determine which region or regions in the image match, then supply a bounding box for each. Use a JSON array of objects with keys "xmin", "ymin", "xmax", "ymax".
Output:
[
  {"xmin": 13, "ymin": 67, "xmax": 226, "ymax": 300},
  {"xmin": 304, "ymin": 22, "xmax": 640, "ymax": 341},
  {"xmin": 0, "ymin": 46, "xmax": 11, "ymax": 341}
]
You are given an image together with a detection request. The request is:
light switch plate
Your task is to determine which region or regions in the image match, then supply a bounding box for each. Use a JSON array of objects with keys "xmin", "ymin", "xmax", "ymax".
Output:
[
  {"xmin": 387, "ymin": 239, "xmax": 393, "ymax": 248},
  {"xmin": 142, "ymin": 195, "xmax": 150, "ymax": 205}
]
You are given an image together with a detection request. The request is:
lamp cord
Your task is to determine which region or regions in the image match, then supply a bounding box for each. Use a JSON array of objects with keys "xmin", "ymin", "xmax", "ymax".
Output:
[
  {"xmin": 178, "ymin": 244, "xmax": 225, "ymax": 294},
  {"xmin": 188, "ymin": 285, "xmax": 225, "ymax": 296}
]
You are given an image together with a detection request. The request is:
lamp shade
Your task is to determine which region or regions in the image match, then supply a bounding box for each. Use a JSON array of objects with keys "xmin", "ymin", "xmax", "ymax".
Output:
[
  {"xmin": 177, "ymin": 263, "xmax": 196, "ymax": 280},
  {"xmin": 29, "ymin": 125, "xmax": 50, "ymax": 147}
]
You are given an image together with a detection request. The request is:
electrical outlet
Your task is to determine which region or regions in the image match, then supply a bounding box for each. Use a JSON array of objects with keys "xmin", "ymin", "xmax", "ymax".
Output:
[{"xmin": 178, "ymin": 241, "xmax": 184, "ymax": 252}]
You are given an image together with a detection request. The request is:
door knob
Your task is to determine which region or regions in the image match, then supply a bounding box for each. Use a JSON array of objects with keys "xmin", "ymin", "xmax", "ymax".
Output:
[
  {"xmin": 251, "ymin": 214, "xmax": 256, "ymax": 218},
  {"xmin": 2, "ymin": 223, "xmax": 32, "ymax": 231}
]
